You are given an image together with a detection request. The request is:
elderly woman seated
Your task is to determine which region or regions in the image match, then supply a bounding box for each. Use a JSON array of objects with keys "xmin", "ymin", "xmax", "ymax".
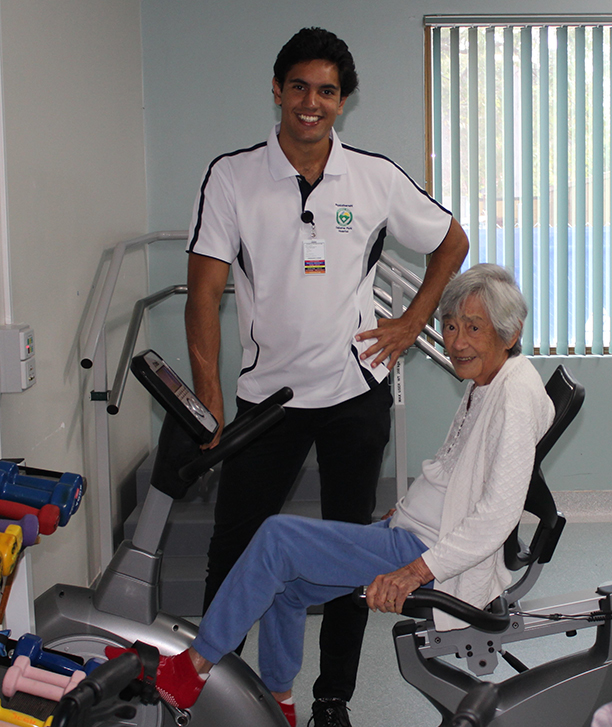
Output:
[{"xmin": 106, "ymin": 263, "xmax": 554, "ymax": 725}]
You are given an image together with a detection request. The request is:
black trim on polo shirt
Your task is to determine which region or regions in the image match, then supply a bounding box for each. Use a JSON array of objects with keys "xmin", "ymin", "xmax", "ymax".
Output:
[
  {"xmin": 351, "ymin": 345, "xmax": 379, "ymax": 389},
  {"xmin": 237, "ymin": 245, "xmax": 246, "ymax": 276},
  {"xmin": 341, "ymin": 143, "xmax": 453, "ymax": 218},
  {"xmin": 239, "ymin": 322, "xmax": 260, "ymax": 377},
  {"xmin": 297, "ymin": 173, "xmax": 323, "ymax": 211},
  {"xmin": 188, "ymin": 141, "xmax": 268, "ymax": 252},
  {"xmin": 366, "ymin": 226, "xmax": 387, "ymax": 276}
]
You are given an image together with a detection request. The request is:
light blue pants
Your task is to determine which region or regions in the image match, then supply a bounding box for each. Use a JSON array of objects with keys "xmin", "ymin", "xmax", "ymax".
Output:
[{"xmin": 192, "ymin": 514, "xmax": 428, "ymax": 693}]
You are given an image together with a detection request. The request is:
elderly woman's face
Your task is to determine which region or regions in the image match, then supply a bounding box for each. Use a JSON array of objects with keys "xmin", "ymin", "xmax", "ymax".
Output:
[{"xmin": 442, "ymin": 294, "xmax": 519, "ymax": 386}]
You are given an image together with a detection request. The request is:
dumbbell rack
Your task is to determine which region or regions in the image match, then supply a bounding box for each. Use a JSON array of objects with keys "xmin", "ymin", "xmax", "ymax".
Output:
[
  {"xmin": 0, "ymin": 462, "xmax": 84, "ymax": 635},
  {"xmin": 4, "ymin": 553, "xmax": 35, "ymax": 635},
  {"xmin": 0, "ymin": 463, "xmax": 86, "ymax": 727}
]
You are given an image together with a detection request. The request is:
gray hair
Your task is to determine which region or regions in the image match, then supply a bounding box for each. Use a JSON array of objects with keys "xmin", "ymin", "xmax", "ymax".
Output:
[{"xmin": 439, "ymin": 264, "xmax": 527, "ymax": 357}]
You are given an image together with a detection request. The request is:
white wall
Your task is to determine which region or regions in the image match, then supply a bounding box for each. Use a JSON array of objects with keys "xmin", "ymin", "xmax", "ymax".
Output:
[
  {"xmin": 141, "ymin": 0, "xmax": 612, "ymax": 493},
  {"xmin": 0, "ymin": 0, "xmax": 149, "ymax": 596}
]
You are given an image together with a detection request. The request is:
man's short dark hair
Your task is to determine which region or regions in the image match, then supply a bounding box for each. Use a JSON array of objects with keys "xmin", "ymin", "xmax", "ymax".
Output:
[{"xmin": 273, "ymin": 27, "xmax": 359, "ymax": 98}]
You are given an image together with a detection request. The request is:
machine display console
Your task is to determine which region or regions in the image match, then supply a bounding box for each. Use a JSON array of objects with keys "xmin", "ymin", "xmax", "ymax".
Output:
[{"xmin": 130, "ymin": 349, "xmax": 218, "ymax": 444}]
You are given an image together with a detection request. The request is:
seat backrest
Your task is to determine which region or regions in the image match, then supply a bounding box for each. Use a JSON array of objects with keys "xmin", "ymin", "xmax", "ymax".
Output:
[
  {"xmin": 535, "ymin": 365, "xmax": 586, "ymax": 470},
  {"xmin": 504, "ymin": 365, "xmax": 585, "ymax": 578}
]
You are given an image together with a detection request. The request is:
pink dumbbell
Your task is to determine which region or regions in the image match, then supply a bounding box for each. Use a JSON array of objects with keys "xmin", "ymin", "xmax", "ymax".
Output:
[{"xmin": 2, "ymin": 655, "xmax": 86, "ymax": 702}]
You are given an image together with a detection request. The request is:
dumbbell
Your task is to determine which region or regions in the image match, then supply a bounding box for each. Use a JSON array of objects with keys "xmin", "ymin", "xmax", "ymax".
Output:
[
  {"xmin": 5, "ymin": 466, "xmax": 84, "ymax": 509},
  {"xmin": 0, "ymin": 516, "xmax": 38, "ymax": 548},
  {"xmin": 12, "ymin": 634, "xmax": 97, "ymax": 678},
  {"xmin": 0, "ymin": 501, "xmax": 59, "ymax": 536},
  {"xmin": 80, "ymin": 657, "xmax": 105, "ymax": 675},
  {"xmin": 0, "ymin": 462, "xmax": 83, "ymax": 517},
  {"xmin": 0, "ymin": 462, "xmax": 82, "ymax": 527},
  {"xmin": 0, "ymin": 525, "xmax": 22, "ymax": 577},
  {"xmin": 3, "ymin": 655, "xmax": 86, "ymax": 701},
  {"xmin": 0, "ymin": 703, "xmax": 52, "ymax": 727}
]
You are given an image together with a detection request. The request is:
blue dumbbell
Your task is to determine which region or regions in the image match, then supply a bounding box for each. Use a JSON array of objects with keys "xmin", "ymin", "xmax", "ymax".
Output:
[
  {"xmin": 82, "ymin": 657, "xmax": 105, "ymax": 675},
  {"xmin": 0, "ymin": 462, "xmax": 82, "ymax": 527},
  {"xmin": 4, "ymin": 463, "xmax": 84, "ymax": 515},
  {"xmin": 13, "ymin": 633, "xmax": 101, "ymax": 677}
]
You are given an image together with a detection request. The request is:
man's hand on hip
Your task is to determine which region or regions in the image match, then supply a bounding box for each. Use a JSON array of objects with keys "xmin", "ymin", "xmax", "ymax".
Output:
[{"xmin": 355, "ymin": 314, "xmax": 421, "ymax": 370}]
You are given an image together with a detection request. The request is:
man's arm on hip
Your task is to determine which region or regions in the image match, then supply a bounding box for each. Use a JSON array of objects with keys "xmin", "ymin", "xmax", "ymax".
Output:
[{"xmin": 355, "ymin": 217, "xmax": 469, "ymax": 369}]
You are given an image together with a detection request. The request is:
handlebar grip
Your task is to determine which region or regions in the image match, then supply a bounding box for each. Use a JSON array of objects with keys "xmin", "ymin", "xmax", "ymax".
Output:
[
  {"xmin": 51, "ymin": 652, "xmax": 141, "ymax": 727},
  {"xmin": 179, "ymin": 404, "xmax": 286, "ymax": 481},
  {"xmin": 450, "ymin": 682, "xmax": 499, "ymax": 727},
  {"xmin": 353, "ymin": 587, "xmax": 510, "ymax": 633},
  {"xmin": 222, "ymin": 386, "xmax": 293, "ymax": 439},
  {"xmin": 401, "ymin": 589, "xmax": 510, "ymax": 632}
]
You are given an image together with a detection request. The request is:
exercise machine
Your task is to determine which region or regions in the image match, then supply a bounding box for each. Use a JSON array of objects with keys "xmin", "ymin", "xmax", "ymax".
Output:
[
  {"xmin": 33, "ymin": 359, "xmax": 607, "ymax": 726},
  {"xmin": 34, "ymin": 349, "xmax": 293, "ymax": 727},
  {"xmin": 358, "ymin": 365, "xmax": 612, "ymax": 726}
]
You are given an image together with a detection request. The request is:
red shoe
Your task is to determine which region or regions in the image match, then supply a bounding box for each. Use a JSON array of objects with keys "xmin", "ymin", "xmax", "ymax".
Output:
[
  {"xmin": 104, "ymin": 645, "xmax": 207, "ymax": 709},
  {"xmin": 277, "ymin": 699, "xmax": 297, "ymax": 727}
]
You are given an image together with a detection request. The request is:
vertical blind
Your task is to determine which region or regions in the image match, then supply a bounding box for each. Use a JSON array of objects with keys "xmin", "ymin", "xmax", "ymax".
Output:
[{"xmin": 425, "ymin": 15, "xmax": 612, "ymax": 355}]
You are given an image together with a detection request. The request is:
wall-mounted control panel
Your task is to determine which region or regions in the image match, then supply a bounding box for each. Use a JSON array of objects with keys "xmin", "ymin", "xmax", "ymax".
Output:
[{"xmin": 0, "ymin": 325, "xmax": 36, "ymax": 393}]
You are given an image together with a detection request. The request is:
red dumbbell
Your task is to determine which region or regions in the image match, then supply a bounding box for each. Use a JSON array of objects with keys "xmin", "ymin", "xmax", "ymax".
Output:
[{"xmin": 0, "ymin": 500, "xmax": 59, "ymax": 535}]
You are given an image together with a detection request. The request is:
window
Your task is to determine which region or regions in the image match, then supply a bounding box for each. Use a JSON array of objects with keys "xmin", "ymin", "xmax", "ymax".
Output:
[{"xmin": 425, "ymin": 15, "xmax": 612, "ymax": 354}]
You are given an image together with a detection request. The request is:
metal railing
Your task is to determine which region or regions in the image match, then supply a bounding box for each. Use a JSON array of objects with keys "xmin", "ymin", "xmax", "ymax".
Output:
[
  {"xmin": 80, "ymin": 231, "xmax": 188, "ymax": 571},
  {"xmin": 81, "ymin": 232, "xmax": 458, "ymax": 571},
  {"xmin": 80, "ymin": 231, "xmax": 188, "ymax": 369},
  {"xmin": 107, "ymin": 286, "xmax": 186, "ymax": 415},
  {"xmin": 376, "ymin": 252, "xmax": 456, "ymax": 379}
]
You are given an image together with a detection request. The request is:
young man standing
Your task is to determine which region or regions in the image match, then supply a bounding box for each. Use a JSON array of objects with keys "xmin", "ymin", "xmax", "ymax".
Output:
[{"xmin": 185, "ymin": 27, "xmax": 468, "ymax": 726}]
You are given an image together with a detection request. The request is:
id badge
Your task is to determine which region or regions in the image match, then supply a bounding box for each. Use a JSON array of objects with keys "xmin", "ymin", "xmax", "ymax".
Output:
[{"xmin": 303, "ymin": 239, "xmax": 326, "ymax": 275}]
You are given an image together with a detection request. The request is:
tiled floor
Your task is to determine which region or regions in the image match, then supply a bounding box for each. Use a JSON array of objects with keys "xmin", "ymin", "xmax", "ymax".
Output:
[{"xmin": 236, "ymin": 522, "xmax": 612, "ymax": 726}]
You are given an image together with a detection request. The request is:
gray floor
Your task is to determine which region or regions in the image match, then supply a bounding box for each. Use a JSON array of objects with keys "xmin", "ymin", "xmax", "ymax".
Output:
[{"xmin": 232, "ymin": 522, "xmax": 612, "ymax": 727}]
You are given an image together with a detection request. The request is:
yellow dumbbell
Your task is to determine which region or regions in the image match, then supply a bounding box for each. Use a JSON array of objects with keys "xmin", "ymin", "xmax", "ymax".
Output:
[
  {"xmin": 0, "ymin": 702, "xmax": 53, "ymax": 727},
  {"xmin": 0, "ymin": 524, "xmax": 22, "ymax": 576}
]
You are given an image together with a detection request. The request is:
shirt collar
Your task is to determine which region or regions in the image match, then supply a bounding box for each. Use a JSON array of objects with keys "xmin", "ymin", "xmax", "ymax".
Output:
[{"xmin": 267, "ymin": 123, "xmax": 348, "ymax": 181}]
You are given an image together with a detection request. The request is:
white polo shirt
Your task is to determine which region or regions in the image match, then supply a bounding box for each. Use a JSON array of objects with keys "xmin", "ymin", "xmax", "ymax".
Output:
[{"xmin": 188, "ymin": 125, "xmax": 452, "ymax": 408}]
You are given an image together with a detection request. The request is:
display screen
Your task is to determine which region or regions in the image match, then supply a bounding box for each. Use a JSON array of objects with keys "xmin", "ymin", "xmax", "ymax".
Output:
[{"xmin": 156, "ymin": 364, "xmax": 183, "ymax": 395}]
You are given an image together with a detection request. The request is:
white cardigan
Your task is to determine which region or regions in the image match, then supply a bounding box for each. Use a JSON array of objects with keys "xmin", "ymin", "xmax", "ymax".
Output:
[{"xmin": 420, "ymin": 355, "xmax": 555, "ymax": 631}]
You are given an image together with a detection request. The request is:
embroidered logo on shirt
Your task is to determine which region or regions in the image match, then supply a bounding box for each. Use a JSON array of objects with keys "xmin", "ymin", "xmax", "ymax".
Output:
[{"xmin": 336, "ymin": 208, "xmax": 353, "ymax": 226}]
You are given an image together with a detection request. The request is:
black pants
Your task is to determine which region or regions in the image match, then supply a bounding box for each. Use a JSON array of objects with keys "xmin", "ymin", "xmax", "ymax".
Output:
[{"xmin": 203, "ymin": 379, "xmax": 393, "ymax": 701}]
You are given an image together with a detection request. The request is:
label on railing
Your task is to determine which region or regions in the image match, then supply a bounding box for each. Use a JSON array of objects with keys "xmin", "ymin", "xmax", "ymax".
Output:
[{"xmin": 394, "ymin": 358, "xmax": 404, "ymax": 406}]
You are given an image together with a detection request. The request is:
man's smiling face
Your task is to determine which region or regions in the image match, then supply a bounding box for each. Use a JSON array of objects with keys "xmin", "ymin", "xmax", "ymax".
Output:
[{"xmin": 273, "ymin": 59, "xmax": 347, "ymax": 151}]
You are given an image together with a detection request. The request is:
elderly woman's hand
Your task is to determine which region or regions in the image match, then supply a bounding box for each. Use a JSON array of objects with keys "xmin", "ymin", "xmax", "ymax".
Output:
[{"xmin": 365, "ymin": 557, "xmax": 434, "ymax": 614}]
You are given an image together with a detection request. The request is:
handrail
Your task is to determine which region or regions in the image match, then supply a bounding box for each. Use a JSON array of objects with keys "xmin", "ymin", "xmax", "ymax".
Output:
[
  {"xmin": 107, "ymin": 283, "xmax": 235, "ymax": 415},
  {"xmin": 102, "ymin": 255, "xmax": 459, "ymax": 417},
  {"xmin": 373, "ymin": 286, "xmax": 445, "ymax": 347},
  {"xmin": 81, "ymin": 232, "xmax": 460, "ymax": 571},
  {"xmin": 107, "ymin": 285, "xmax": 187, "ymax": 414},
  {"xmin": 79, "ymin": 231, "xmax": 450, "ymax": 380},
  {"xmin": 379, "ymin": 251, "xmax": 439, "ymax": 317},
  {"xmin": 80, "ymin": 230, "xmax": 188, "ymax": 369}
]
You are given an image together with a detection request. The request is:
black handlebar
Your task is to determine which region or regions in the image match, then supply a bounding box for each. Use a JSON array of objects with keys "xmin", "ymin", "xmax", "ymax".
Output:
[
  {"xmin": 51, "ymin": 652, "xmax": 142, "ymax": 727},
  {"xmin": 222, "ymin": 386, "xmax": 294, "ymax": 439},
  {"xmin": 450, "ymin": 682, "xmax": 499, "ymax": 726},
  {"xmin": 150, "ymin": 386, "xmax": 293, "ymax": 500},
  {"xmin": 178, "ymin": 386, "xmax": 293, "ymax": 481},
  {"xmin": 353, "ymin": 587, "xmax": 510, "ymax": 633},
  {"xmin": 179, "ymin": 404, "xmax": 286, "ymax": 481}
]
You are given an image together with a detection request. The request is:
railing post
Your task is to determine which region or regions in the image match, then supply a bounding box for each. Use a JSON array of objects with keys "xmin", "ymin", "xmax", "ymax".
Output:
[
  {"xmin": 92, "ymin": 329, "xmax": 113, "ymax": 575},
  {"xmin": 391, "ymin": 280, "xmax": 409, "ymax": 501}
]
